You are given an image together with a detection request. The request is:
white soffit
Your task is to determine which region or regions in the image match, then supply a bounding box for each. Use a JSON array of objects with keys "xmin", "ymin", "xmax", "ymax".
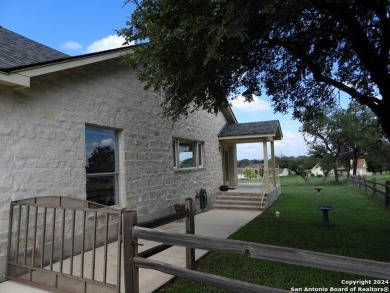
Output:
[{"xmin": 0, "ymin": 49, "xmax": 130, "ymax": 89}]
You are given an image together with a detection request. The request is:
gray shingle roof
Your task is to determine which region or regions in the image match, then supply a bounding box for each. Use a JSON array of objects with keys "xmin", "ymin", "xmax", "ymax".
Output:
[
  {"xmin": 0, "ymin": 26, "xmax": 69, "ymax": 71},
  {"xmin": 218, "ymin": 120, "xmax": 281, "ymax": 138}
]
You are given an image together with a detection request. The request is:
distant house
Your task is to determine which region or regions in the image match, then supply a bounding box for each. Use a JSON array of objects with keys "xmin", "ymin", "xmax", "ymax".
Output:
[
  {"xmin": 310, "ymin": 159, "xmax": 370, "ymax": 177},
  {"xmin": 351, "ymin": 159, "xmax": 370, "ymax": 176},
  {"xmin": 278, "ymin": 168, "xmax": 289, "ymax": 177},
  {"xmin": 310, "ymin": 164, "xmax": 324, "ymax": 176},
  {"xmin": 238, "ymin": 165, "xmax": 288, "ymax": 179}
]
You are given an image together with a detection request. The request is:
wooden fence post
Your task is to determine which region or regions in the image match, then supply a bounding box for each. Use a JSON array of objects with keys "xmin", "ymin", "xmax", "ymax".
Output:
[
  {"xmin": 363, "ymin": 176, "xmax": 368, "ymax": 192},
  {"xmin": 372, "ymin": 178, "xmax": 377, "ymax": 197},
  {"xmin": 122, "ymin": 210, "xmax": 139, "ymax": 293},
  {"xmin": 185, "ymin": 198, "xmax": 195, "ymax": 270},
  {"xmin": 385, "ymin": 181, "xmax": 390, "ymax": 207}
]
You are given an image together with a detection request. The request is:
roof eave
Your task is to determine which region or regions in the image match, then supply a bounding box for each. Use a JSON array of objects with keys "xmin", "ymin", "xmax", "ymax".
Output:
[
  {"xmin": 221, "ymin": 106, "xmax": 237, "ymax": 124},
  {"xmin": 218, "ymin": 133, "xmax": 282, "ymax": 144},
  {"xmin": 0, "ymin": 47, "xmax": 133, "ymax": 89},
  {"xmin": 275, "ymin": 121, "xmax": 283, "ymax": 139},
  {"xmin": 0, "ymin": 71, "xmax": 30, "ymax": 89}
]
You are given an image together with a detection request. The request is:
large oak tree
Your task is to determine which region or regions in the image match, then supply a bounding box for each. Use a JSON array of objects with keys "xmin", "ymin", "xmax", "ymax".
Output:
[
  {"xmin": 120, "ymin": 0, "xmax": 390, "ymax": 137},
  {"xmin": 301, "ymin": 103, "xmax": 387, "ymax": 181}
]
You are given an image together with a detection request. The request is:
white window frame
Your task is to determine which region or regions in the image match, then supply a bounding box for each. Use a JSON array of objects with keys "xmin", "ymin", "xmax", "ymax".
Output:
[
  {"xmin": 197, "ymin": 142, "xmax": 203, "ymax": 167},
  {"xmin": 85, "ymin": 125, "xmax": 120, "ymax": 206},
  {"xmin": 173, "ymin": 138, "xmax": 204, "ymax": 169}
]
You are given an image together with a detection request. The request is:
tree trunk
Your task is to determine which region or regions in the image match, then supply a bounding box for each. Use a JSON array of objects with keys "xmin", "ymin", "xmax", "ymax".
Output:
[
  {"xmin": 300, "ymin": 174, "xmax": 309, "ymax": 183},
  {"xmin": 323, "ymin": 170, "xmax": 330, "ymax": 181},
  {"xmin": 352, "ymin": 147, "xmax": 358, "ymax": 176},
  {"xmin": 334, "ymin": 167, "xmax": 339, "ymax": 183},
  {"xmin": 373, "ymin": 97, "xmax": 390, "ymax": 140}
]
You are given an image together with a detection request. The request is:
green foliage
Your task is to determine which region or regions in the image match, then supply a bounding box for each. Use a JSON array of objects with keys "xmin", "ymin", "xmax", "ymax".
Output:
[
  {"xmin": 301, "ymin": 103, "xmax": 389, "ymax": 180},
  {"xmin": 277, "ymin": 156, "xmax": 315, "ymax": 182},
  {"xmin": 120, "ymin": 0, "xmax": 390, "ymax": 138},
  {"xmin": 366, "ymin": 143, "xmax": 390, "ymax": 173},
  {"xmin": 237, "ymin": 159, "xmax": 262, "ymax": 168},
  {"xmin": 86, "ymin": 146, "xmax": 115, "ymax": 173},
  {"xmin": 242, "ymin": 167, "xmax": 256, "ymax": 180},
  {"xmin": 180, "ymin": 157, "xmax": 194, "ymax": 168}
]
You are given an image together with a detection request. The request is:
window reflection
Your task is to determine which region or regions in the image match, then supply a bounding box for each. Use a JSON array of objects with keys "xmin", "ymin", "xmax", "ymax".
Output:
[{"xmin": 85, "ymin": 126, "xmax": 118, "ymax": 205}]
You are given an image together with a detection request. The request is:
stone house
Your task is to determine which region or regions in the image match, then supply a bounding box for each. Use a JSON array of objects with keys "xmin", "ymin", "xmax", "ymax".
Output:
[{"xmin": 0, "ymin": 27, "xmax": 283, "ymax": 281}]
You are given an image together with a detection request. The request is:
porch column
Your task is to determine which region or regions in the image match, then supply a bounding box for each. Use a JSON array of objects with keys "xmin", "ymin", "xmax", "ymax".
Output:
[
  {"xmin": 271, "ymin": 140, "xmax": 277, "ymax": 187},
  {"xmin": 232, "ymin": 144, "xmax": 238, "ymax": 187},
  {"xmin": 263, "ymin": 142, "xmax": 269, "ymax": 191}
]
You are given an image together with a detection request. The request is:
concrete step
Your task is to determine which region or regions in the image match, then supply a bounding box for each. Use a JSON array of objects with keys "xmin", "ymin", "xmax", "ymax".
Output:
[
  {"xmin": 212, "ymin": 204, "xmax": 264, "ymax": 211},
  {"xmin": 216, "ymin": 195, "xmax": 261, "ymax": 202},
  {"xmin": 216, "ymin": 191, "xmax": 261, "ymax": 197},
  {"xmin": 213, "ymin": 191, "xmax": 268, "ymax": 211}
]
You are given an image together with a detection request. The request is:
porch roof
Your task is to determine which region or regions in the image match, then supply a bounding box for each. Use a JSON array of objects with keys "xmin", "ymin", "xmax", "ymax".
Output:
[{"xmin": 218, "ymin": 120, "xmax": 283, "ymax": 143}]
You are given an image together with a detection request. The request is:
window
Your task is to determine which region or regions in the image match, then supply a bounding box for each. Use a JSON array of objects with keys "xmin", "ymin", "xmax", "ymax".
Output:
[
  {"xmin": 173, "ymin": 138, "xmax": 204, "ymax": 169},
  {"xmin": 85, "ymin": 126, "xmax": 119, "ymax": 206}
]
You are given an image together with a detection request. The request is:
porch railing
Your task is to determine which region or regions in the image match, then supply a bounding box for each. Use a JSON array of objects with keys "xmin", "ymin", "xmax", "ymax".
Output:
[{"xmin": 7, "ymin": 196, "xmax": 123, "ymax": 293}]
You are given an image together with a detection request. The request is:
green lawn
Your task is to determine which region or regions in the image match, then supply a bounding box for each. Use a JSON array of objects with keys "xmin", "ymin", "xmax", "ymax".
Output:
[
  {"xmin": 364, "ymin": 173, "xmax": 390, "ymax": 185},
  {"xmin": 157, "ymin": 177, "xmax": 390, "ymax": 292}
]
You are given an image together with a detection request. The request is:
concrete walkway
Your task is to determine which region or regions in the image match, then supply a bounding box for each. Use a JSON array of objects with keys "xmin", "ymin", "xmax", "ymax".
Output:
[{"xmin": 0, "ymin": 209, "xmax": 261, "ymax": 293}]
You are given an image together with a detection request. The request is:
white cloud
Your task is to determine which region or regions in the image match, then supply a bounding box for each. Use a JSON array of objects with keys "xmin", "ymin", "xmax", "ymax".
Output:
[
  {"xmin": 61, "ymin": 40, "xmax": 83, "ymax": 51},
  {"xmin": 90, "ymin": 138, "xmax": 114, "ymax": 149},
  {"xmin": 86, "ymin": 34, "xmax": 127, "ymax": 53},
  {"xmin": 230, "ymin": 94, "xmax": 271, "ymax": 113},
  {"xmin": 237, "ymin": 131, "xmax": 308, "ymax": 160},
  {"xmin": 101, "ymin": 138, "xmax": 114, "ymax": 147},
  {"xmin": 275, "ymin": 131, "xmax": 308, "ymax": 157},
  {"xmin": 237, "ymin": 143, "xmax": 262, "ymax": 160}
]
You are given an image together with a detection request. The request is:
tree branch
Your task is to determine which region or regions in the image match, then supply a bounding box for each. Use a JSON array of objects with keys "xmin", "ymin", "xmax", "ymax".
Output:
[
  {"xmin": 274, "ymin": 38, "xmax": 381, "ymax": 111},
  {"xmin": 310, "ymin": 0, "xmax": 390, "ymax": 99}
]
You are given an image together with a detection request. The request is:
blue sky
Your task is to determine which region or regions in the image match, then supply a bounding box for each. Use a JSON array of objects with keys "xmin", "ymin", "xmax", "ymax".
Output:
[{"xmin": 1, "ymin": 0, "xmax": 309, "ymax": 159}]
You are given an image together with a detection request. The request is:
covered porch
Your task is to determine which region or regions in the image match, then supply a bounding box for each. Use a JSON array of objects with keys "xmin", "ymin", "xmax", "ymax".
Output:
[{"xmin": 215, "ymin": 120, "xmax": 283, "ymax": 210}]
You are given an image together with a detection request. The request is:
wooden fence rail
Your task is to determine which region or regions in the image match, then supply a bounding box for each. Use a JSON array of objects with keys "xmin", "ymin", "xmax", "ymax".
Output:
[
  {"xmin": 132, "ymin": 226, "xmax": 390, "ymax": 279},
  {"xmin": 134, "ymin": 257, "xmax": 287, "ymax": 293},
  {"xmin": 350, "ymin": 176, "xmax": 390, "ymax": 206},
  {"xmin": 122, "ymin": 198, "xmax": 195, "ymax": 293},
  {"xmin": 122, "ymin": 199, "xmax": 390, "ymax": 293}
]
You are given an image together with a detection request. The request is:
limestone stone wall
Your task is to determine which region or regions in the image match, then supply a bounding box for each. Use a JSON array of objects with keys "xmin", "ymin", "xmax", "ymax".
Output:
[{"xmin": 0, "ymin": 58, "xmax": 227, "ymax": 280}]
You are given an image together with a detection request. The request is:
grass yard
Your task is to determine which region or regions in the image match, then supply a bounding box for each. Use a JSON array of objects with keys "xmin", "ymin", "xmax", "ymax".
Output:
[{"xmin": 157, "ymin": 177, "xmax": 390, "ymax": 292}]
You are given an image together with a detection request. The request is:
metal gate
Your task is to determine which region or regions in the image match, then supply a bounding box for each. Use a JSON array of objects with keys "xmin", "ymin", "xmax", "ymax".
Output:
[{"xmin": 6, "ymin": 196, "xmax": 124, "ymax": 293}]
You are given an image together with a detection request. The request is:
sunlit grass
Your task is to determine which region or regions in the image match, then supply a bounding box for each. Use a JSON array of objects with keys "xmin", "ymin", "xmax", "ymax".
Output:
[{"xmin": 157, "ymin": 177, "xmax": 390, "ymax": 292}]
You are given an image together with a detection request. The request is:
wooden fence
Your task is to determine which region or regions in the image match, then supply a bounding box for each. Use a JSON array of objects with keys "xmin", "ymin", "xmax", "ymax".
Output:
[
  {"xmin": 7, "ymin": 196, "xmax": 124, "ymax": 293},
  {"xmin": 122, "ymin": 198, "xmax": 390, "ymax": 293},
  {"xmin": 350, "ymin": 176, "xmax": 390, "ymax": 206}
]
